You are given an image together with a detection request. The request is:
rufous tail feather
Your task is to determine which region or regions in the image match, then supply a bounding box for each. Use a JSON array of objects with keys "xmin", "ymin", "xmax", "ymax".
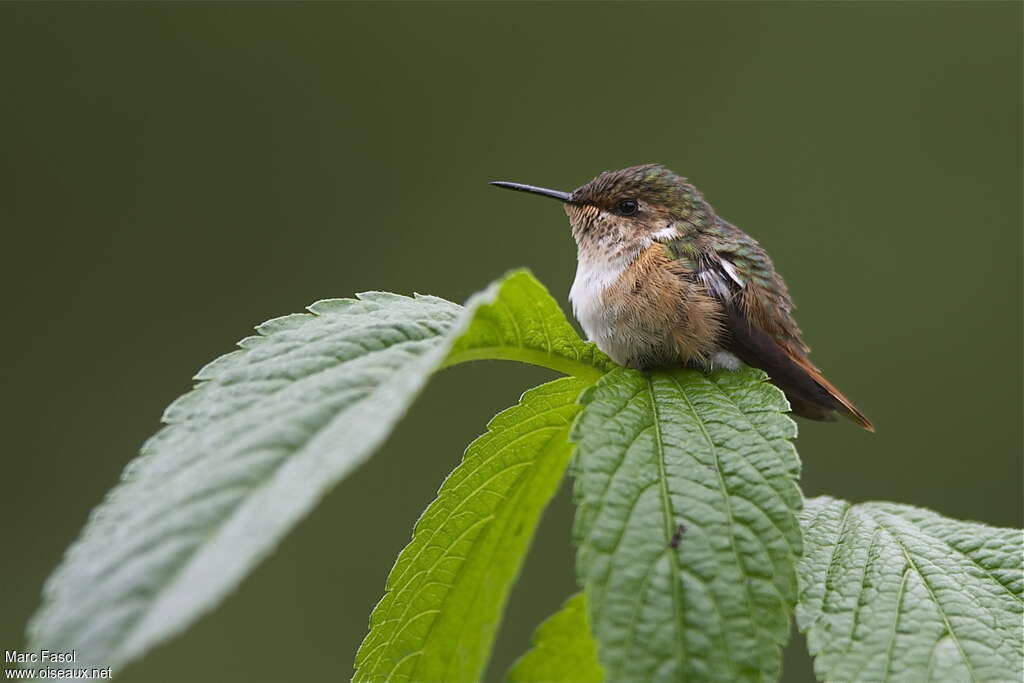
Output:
[{"xmin": 792, "ymin": 356, "xmax": 875, "ymax": 432}]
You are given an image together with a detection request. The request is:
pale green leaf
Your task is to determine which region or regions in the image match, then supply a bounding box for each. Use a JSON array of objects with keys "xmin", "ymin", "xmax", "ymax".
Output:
[
  {"xmin": 797, "ymin": 496, "xmax": 1024, "ymax": 682},
  {"xmin": 572, "ymin": 367, "xmax": 802, "ymax": 683},
  {"xmin": 442, "ymin": 270, "xmax": 613, "ymax": 381},
  {"xmin": 506, "ymin": 592, "xmax": 604, "ymax": 683},
  {"xmin": 27, "ymin": 268, "xmax": 596, "ymax": 675},
  {"xmin": 354, "ymin": 377, "xmax": 587, "ymax": 683}
]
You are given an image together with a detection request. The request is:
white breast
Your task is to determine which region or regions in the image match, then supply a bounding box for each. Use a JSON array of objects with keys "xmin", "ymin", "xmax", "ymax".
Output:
[
  {"xmin": 569, "ymin": 255, "xmax": 624, "ymax": 341},
  {"xmin": 569, "ymin": 253, "xmax": 667, "ymax": 368}
]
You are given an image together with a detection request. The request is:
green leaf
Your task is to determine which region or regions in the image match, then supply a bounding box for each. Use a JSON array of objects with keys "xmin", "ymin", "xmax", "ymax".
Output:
[
  {"xmin": 442, "ymin": 270, "xmax": 613, "ymax": 381},
  {"xmin": 354, "ymin": 377, "xmax": 587, "ymax": 683},
  {"xmin": 27, "ymin": 269, "xmax": 598, "ymax": 675},
  {"xmin": 797, "ymin": 496, "xmax": 1024, "ymax": 682},
  {"xmin": 571, "ymin": 367, "xmax": 802, "ymax": 683},
  {"xmin": 507, "ymin": 592, "xmax": 604, "ymax": 683}
]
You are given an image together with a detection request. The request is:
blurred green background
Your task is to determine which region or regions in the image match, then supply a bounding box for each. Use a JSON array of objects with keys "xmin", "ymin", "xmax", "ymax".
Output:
[{"xmin": 2, "ymin": 2, "xmax": 1020, "ymax": 681}]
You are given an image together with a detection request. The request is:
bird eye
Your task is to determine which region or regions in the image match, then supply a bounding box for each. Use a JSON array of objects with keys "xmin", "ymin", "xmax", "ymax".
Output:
[{"xmin": 616, "ymin": 199, "xmax": 639, "ymax": 216}]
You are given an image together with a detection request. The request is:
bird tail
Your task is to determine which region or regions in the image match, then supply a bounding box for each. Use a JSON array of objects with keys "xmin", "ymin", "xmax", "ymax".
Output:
[
  {"xmin": 723, "ymin": 307, "xmax": 874, "ymax": 431},
  {"xmin": 790, "ymin": 356, "xmax": 875, "ymax": 432}
]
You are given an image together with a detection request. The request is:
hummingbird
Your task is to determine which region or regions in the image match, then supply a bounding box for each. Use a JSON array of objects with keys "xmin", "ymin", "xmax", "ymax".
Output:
[{"xmin": 491, "ymin": 163, "xmax": 873, "ymax": 431}]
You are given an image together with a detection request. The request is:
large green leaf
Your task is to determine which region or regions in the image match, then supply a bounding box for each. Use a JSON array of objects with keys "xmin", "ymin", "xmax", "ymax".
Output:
[
  {"xmin": 26, "ymin": 269, "xmax": 604, "ymax": 675},
  {"xmin": 571, "ymin": 367, "xmax": 802, "ymax": 682},
  {"xmin": 354, "ymin": 377, "xmax": 587, "ymax": 683},
  {"xmin": 507, "ymin": 592, "xmax": 604, "ymax": 683},
  {"xmin": 797, "ymin": 496, "xmax": 1024, "ymax": 682},
  {"xmin": 442, "ymin": 270, "xmax": 612, "ymax": 381}
]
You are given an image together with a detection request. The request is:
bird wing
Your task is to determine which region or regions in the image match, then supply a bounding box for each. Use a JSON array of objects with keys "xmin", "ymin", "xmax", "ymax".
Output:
[{"xmin": 667, "ymin": 228, "xmax": 873, "ymax": 430}]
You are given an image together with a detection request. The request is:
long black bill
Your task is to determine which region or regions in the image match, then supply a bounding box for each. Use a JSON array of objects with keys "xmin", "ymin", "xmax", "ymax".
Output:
[{"xmin": 489, "ymin": 181, "xmax": 573, "ymax": 203}]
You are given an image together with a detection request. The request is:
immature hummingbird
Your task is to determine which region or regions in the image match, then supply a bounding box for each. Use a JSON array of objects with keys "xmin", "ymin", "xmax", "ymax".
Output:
[{"xmin": 491, "ymin": 164, "xmax": 873, "ymax": 430}]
